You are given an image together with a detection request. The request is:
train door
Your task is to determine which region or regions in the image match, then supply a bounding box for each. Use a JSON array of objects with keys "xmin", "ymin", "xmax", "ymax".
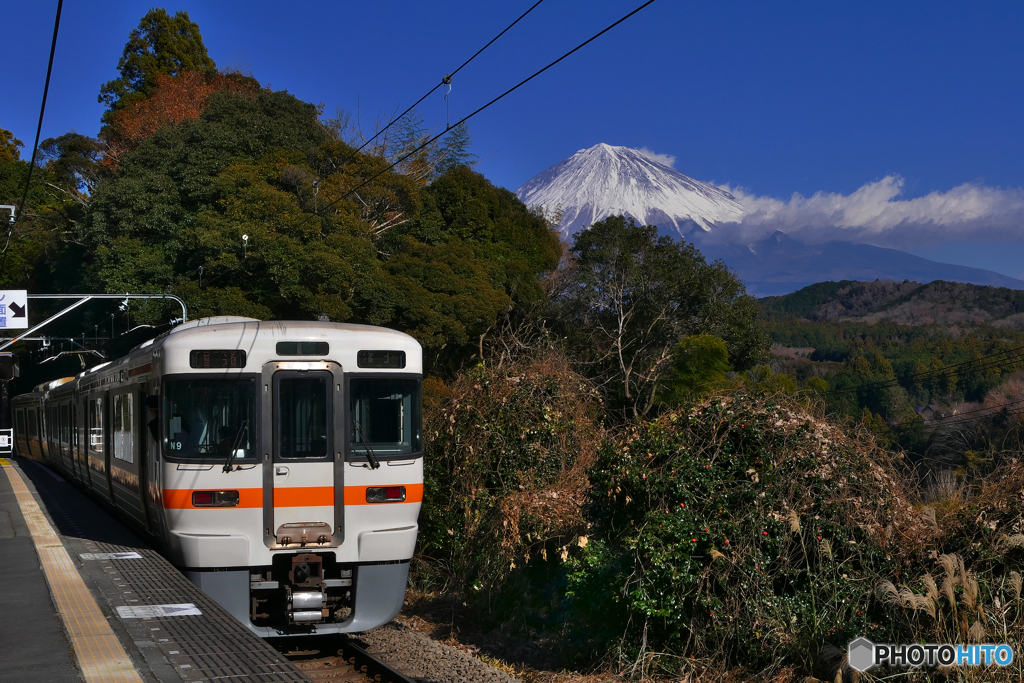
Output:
[
  {"xmin": 110, "ymin": 388, "xmax": 145, "ymax": 523},
  {"xmin": 87, "ymin": 392, "xmax": 113, "ymax": 502},
  {"xmin": 59, "ymin": 402, "xmax": 72, "ymax": 474},
  {"xmin": 75, "ymin": 397, "xmax": 85, "ymax": 481},
  {"xmin": 262, "ymin": 363, "xmax": 345, "ymax": 549},
  {"xmin": 140, "ymin": 382, "xmax": 163, "ymax": 537},
  {"xmin": 26, "ymin": 408, "xmax": 40, "ymax": 459},
  {"xmin": 14, "ymin": 408, "xmax": 26, "ymax": 456},
  {"xmin": 41, "ymin": 405, "xmax": 52, "ymax": 464},
  {"xmin": 73, "ymin": 401, "xmax": 85, "ymax": 482}
]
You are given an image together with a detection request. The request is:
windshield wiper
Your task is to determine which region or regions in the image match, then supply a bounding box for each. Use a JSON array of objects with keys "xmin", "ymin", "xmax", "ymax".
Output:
[
  {"xmin": 352, "ymin": 419, "xmax": 381, "ymax": 470},
  {"xmin": 223, "ymin": 420, "xmax": 249, "ymax": 473}
]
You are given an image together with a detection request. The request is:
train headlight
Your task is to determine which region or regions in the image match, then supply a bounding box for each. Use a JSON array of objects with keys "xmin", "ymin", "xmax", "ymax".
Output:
[
  {"xmin": 365, "ymin": 486, "xmax": 406, "ymax": 503},
  {"xmin": 191, "ymin": 490, "xmax": 240, "ymax": 507}
]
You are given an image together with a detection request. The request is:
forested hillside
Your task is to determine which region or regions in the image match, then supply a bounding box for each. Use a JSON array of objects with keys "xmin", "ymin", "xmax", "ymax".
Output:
[
  {"xmin": 761, "ymin": 279, "xmax": 1024, "ymax": 473},
  {"xmin": 761, "ymin": 278, "xmax": 1024, "ymax": 327}
]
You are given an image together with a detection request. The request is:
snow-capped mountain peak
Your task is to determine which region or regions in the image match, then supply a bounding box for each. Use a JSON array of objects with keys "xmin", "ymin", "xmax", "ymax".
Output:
[{"xmin": 515, "ymin": 143, "xmax": 744, "ymax": 236}]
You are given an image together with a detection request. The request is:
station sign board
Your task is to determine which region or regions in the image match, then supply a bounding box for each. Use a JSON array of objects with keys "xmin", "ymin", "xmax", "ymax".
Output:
[{"xmin": 0, "ymin": 290, "xmax": 28, "ymax": 329}]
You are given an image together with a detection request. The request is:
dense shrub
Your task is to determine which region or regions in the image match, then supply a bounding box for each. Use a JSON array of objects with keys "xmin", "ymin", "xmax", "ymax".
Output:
[
  {"xmin": 565, "ymin": 394, "xmax": 929, "ymax": 677},
  {"xmin": 419, "ymin": 351, "xmax": 606, "ymax": 597}
]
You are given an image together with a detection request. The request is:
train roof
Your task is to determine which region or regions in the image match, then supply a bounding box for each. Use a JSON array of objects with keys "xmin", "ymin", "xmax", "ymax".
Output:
[{"xmin": 108, "ymin": 317, "xmax": 422, "ymax": 377}]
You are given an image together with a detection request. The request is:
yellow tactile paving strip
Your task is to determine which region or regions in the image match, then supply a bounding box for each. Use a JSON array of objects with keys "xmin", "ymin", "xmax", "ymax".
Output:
[{"xmin": 1, "ymin": 460, "xmax": 145, "ymax": 683}]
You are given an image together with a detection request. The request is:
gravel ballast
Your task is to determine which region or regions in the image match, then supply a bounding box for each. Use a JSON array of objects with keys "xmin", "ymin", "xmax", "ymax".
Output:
[{"xmin": 353, "ymin": 621, "xmax": 520, "ymax": 683}]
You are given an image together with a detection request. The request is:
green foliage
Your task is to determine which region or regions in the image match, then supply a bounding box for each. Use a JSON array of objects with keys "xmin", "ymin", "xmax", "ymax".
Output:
[
  {"xmin": 0, "ymin": 127, "xmax": 23, "ymax": 162},
  {"xmin": 79, "ymin": 92, "xmax": 554, "ymax": 372},
  {"xmin": 557, "ymin": 216, "xmax": 767, "ymax": 416},
  {"xmin": 83, "ymin": 88, "xmax": 333, "ymax": 309},
  {"xmin": 99, "ymin": 9, "xmax": 216, "ymax": 118},
  {"xmin": 658, "ymin": 334, "xmax": 731, "ymax": 404},
  {"xmin": 0, "ymin": 152, "xmax": 80, "ymax": 290},
  {"xmin": 805, "ymin": 376, "xmax": 829, "ymax": 394},
  {"xmin": 758, "ymin": 280, "xmax": 856, "ymax": 321},
  {"xmin": 40, "ymin": 132, "xmax": 104, "ymax": 199},
  {"xmin": 569, "ymin": 395, "xmax": 914, "ymax": 675},
  {"xmin": 744, "ymin": 365, "xmax": 799, "ymax": 395},
  {"xmin": 403, "ymin": 165, "xmax": 562, "ymax": 305}
]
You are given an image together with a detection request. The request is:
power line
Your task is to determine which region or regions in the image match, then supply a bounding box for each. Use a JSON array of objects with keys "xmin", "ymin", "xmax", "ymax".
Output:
[
  {"xmin": 827, "ymin": 343, "xmax": 1024, "ymax": 396},
  {"xmin": 922, "ymin": 397, "xmax": 1024, "ymax": 429},
  {"xmin": 0, "ymin": 0, "xmax": 64, "ymax": 265},
  {"xmin": 202, "ymin": 0, "xmax": 659, "ymax": 291},
  {"xmin": 349, "ymin": 0, "xmax": 546, "ymax": 158}
]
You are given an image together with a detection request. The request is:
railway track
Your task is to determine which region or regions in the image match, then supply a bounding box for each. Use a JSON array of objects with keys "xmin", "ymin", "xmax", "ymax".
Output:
[{"xmin": 281, "ymin": 637, "xmax": 418, "ymax": 683}]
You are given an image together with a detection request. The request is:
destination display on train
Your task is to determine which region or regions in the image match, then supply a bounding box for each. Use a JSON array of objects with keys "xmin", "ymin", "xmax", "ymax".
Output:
[
  {"xmin": 189, "ymin": 349, "xmax": 247, "ymax": 369},
  {"xmin": 357, "ymin": 350, "xmax": 406, "ymax": 368}
]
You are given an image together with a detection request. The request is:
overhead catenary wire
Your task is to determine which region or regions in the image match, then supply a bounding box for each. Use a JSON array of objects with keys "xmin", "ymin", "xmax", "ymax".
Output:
[
  {"xmin": 0, "ymin": 0, "xmax": 64, "ymax": 264},
  {"xmin": 201, "ymin": 0, "xmax": 659, "ymax": 291},
  {"xmin": 350, "ymin": 0, "xmax": 546, "ymax": 157}
]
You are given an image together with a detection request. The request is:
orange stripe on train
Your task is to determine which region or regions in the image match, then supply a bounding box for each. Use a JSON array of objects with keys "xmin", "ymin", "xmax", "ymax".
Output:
[{"xmin": 162, "ymin": 484, "xmax": 423, "ymax": 509}]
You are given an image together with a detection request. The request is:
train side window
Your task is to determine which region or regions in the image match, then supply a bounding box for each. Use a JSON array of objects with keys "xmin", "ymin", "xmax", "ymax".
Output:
[
  {"xmin": 89, "ymin": 398, "xmax": 104, "ymax": 453},
  {"xmin": 16, "ymin": 410, "xmax": 25, "ymax": 437},
  {"xmin": 113, "ymin": 393, "xmax": 134, "ymax": 463},
  {"xmin": 27, "ymin": 409, "xmax": 37, "ymax": 437}
]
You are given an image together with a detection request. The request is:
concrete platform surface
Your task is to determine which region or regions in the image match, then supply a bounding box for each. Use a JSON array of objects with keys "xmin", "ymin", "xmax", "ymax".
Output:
[{"xmin": 0, "ymin": 457, "xmax": 310, "ymax": 683}]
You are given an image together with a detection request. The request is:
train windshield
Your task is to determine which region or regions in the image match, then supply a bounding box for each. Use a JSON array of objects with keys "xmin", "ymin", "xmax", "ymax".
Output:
[
  {"xmin": 349, "ymin": 377, "xmax": 421, "ymax": 457},
  {"xmin": 163, "ymin": 378, "xmax": 256, "ymax": 460}
]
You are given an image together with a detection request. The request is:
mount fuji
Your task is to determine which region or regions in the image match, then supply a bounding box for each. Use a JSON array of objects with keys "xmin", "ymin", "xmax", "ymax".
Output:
[
  {"xmin": 515, "ymin": 143, "xmax": 743, "ymax": 237},
  {"xmin": 514, "ymin": 143, "xmax": 1024, "ymax": 296}
]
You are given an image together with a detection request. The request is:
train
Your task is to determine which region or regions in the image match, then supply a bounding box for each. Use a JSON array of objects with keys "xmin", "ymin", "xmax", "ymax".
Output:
[{"xmin": 11, "ymin": 316, "xmax": 423, "ymax": 637}]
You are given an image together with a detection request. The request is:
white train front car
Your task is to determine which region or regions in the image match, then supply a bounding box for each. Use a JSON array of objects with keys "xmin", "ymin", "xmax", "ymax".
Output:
[{"xmin": 12, "ymin": 317, "xmax": 424, "ymax": 637}]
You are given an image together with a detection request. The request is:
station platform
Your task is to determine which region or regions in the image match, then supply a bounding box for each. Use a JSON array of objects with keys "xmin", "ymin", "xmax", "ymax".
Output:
[{"xmin": 0, "ymin": 456, "xmax": 311, "ymax": 683}]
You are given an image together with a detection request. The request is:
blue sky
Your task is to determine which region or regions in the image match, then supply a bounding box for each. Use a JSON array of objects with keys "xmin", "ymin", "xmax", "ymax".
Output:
[{"xmin": 3, "ymin": 2, "xmax": 1024, "ymax": 274}]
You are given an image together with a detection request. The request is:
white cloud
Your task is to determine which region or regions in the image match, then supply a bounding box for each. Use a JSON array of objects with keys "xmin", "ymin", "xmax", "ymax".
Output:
[
  {"xmin": 636, "ymin": 146, "xmax": 676, "ymax": 169},
  {"xmin": 711, "ymin": 175, "xmax": 1024, "ymax": 249}
]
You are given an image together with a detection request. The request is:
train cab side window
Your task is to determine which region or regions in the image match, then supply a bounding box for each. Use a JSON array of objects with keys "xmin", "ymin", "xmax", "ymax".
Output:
[
  {"xmin": 163, "ymin": 378, "xmax": 256, "ymax": 460},
  {"xmin": 27, "ymin": 409, "xmax": 37, "ymax": 437},
  {"xmin": 16, "ymin": 410, "xmax": 25, "ymax": 437},
  {"xmin": 349, "ymin": 377, "xmax": 422, "ymax": 457}
]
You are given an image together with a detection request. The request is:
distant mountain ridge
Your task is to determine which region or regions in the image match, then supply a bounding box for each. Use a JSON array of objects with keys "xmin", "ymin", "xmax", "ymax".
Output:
[
  {"xmin": 692, "ymin": 231, "xmax": 1024, "ymax": 297},
  {"xmin": 759, "ymin": 279, "xmax": 1024, "ymax": 329}
]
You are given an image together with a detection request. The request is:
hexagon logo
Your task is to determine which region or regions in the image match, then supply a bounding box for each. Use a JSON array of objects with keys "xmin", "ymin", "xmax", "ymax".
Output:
[{"xmin": 848, "ymin": 637, "xmax": 876, "ymax": 672}]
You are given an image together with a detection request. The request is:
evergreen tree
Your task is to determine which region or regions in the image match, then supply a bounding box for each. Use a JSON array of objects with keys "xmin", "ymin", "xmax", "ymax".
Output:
[
  {"xmin": 98, "ymin": 9, "xmax": 216, "ymax": 122},
  {"xmin": 0, "ymin": 128, "xmax": 23, "ymax": 162},
  {"xmin": 435, "ymin": 122, "xmax": 476, "ymax": 175}
]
